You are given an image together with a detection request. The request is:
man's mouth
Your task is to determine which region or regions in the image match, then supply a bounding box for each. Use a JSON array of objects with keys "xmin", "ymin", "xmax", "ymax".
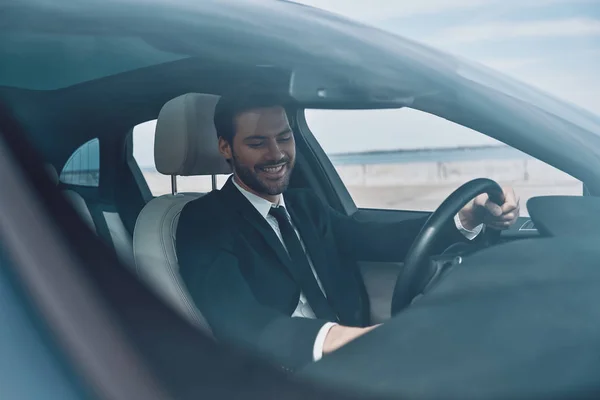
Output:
[{"xmin": 257, "ymin": 163, "xmax": 287, "ymax": 178}]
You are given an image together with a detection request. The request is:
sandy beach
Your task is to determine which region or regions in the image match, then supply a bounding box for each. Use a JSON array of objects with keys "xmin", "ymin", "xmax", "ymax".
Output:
[
  {"xmin": 345, "ymin": 181, "xmax": 582, "ymax": 216},
  {"xmin": 142, "ymin": 152, "xmax": 583, "ymax": 218}
]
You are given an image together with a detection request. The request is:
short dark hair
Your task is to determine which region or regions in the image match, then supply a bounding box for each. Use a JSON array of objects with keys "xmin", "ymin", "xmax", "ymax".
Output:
[{"xmin": 214, "ymin": 91, "xmax": 292, "ymax": 144}]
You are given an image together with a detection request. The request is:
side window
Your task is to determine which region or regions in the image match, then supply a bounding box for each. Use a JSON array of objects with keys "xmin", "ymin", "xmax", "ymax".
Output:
[
  {"xmin": 131, "ymin": 120, "xmax": 228, "ymax": 196},
  {"xmin": 60, "ymin": 138, "xmax": 100, "ymax": 187},
  {"xmin": 304, "ymin": 108, "xmax": 582, "ymax": 216}
]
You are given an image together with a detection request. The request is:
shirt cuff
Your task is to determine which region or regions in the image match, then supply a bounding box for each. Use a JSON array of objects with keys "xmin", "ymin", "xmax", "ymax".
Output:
[
  {"xmin": 454, "ymin": 213, "xmax": 484, "ymax": 241},
  {"xmin": 313, "ymin": 322, "xmax": 338, "ymax": 362}
]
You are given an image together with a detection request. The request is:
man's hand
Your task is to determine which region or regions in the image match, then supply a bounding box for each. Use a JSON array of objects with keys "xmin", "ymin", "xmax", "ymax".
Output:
[
  {"xmin": 323, "ymin": 324, "xmax": 381, "ymax": 355},
  {"xmin": 458, "ymin": 186, "xmax": 520, "ymax": 231}
]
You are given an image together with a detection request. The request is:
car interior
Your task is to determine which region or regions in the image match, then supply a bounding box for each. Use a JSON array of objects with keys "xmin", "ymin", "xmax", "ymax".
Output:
[
  {"xmin": 41, "ymin": 87, "xmax": 389, "ymax": 327},
  {"xmin": 3, "ymin": 56, "xmax": 368, "ymax": 397},
  {"xmin": 1, "ymin": 59, "xmax": 399, "ymax": 324},
  {"xmin": 5, "ymin": 14, "xmax": 600, "ymax": 398},
  {"xmin": 2, "ymin": 53, "xmax": 589, "ymax": 330}
]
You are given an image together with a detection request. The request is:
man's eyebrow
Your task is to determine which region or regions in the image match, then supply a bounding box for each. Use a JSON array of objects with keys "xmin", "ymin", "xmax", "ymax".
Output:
[
  {"xmin": 243, "ymin": 129, "xmax": 292, "ymax": 141},
  {"xmin": 243, "ymin": 135, "xmax": 267, "ymax": 141},
  {"xmin": 277, "ymin": 129, "xmax": 293, "ymax": 136}
]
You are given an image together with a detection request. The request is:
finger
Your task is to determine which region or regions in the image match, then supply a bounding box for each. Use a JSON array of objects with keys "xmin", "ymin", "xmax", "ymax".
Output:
[
  {"xmin": 501, "ymin": 187, "xmax": 519, "ymax": 214},
  {"xmin": 504, "ymin": 206, "xmax": 520, "ymax": 220},
  {"xmin": 502, "ymin": 202, "xmax": 519, "ymax": 214},
  {"xmin": 473, "ymin": 193, "xmax": 489, "ymax": 208},
  {"xmin": 498, "ymin": 211, "xmax": 518, "ymax": 223},
  {"xmin": 484, "ymin": 198, "xmax": 503, "ymax": 217},
  {"xmin": 486, "ymin": 209, "xmax": 519, "ymax": 225},
  {"xmin": 504, "ymin": 203, "xmax": 521, "ymax": 222},
  {"xmin": 509, "ymin": 204, "xmax": 521, "ymax": 220}
]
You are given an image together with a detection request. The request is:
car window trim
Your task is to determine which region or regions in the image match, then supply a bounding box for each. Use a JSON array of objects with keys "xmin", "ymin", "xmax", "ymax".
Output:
[
  {"xmin": 294, "ymin": 109, "xmax": 357, "ymax": 216},
  {"xmin": 125, "ymin": 129, "xmax": 154, "ymax": 203}
]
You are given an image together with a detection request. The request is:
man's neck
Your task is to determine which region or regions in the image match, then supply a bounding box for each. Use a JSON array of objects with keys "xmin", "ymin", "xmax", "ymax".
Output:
[{"xmin": 233, "ymin": 175, "xmax": 281, "ymax": 204}]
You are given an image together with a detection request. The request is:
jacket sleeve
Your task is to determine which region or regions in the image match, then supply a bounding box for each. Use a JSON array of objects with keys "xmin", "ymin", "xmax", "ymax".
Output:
[
  {"xmin": 323, "ymin": 200, "xmax": 468, "ymax": 263},
  {"xmin": 176, "ymin": 210, "xmax": 329, "ymax": 370}
]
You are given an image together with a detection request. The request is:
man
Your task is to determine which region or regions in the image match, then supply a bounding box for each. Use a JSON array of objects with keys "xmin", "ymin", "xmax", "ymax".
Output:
[{"xmin": 176, "ymin": 92, "xmax": 520, "ymax": 370}]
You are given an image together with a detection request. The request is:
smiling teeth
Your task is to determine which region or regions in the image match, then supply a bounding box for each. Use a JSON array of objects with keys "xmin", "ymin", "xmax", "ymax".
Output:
[{"xmin": 263, "ymin": 165, "xmax": 284, "ymax": 173}]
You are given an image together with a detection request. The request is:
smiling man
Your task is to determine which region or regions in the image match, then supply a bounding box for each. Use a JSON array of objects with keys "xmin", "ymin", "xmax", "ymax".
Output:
[
  {"xmin": 176, "ymin": 92, "xmax": 520, "ymax": 370},
  {"xmin": 223, "ymin": 104, "xmax": 294, "ymax": 202}
]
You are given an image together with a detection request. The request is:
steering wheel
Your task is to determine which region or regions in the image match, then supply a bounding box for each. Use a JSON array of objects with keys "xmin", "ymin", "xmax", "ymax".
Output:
[{"xmin": 391, "ymin": 178, "xmax": 505, "ymax": 315}]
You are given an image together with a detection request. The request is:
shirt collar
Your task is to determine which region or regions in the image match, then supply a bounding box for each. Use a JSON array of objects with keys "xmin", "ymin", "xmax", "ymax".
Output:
[{"xmin": 232, "ymin": 178, "xmax": 286, "ymax": 219}]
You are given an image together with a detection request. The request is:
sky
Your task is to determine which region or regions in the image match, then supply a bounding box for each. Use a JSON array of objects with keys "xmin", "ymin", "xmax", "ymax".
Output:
[
  {"xmin": 299, "ymin": 0, "xmax": 600, "ymax": 154},
  {"xmin": 298, "ymin": 0, "xmax": 599, "ymax": 109},
  {"xmin": 134, "ymin": 0, "xmax": 600, "ymax": 165}
]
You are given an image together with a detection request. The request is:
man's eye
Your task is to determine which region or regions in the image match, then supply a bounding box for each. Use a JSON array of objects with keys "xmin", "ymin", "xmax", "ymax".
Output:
[
  {"xmin": 247, "ymin": 142, "xmax": 264, "ymax": 148},
  {"xmin": 278, "ymin": 136, "xmax": 292, "ymax": 142}
]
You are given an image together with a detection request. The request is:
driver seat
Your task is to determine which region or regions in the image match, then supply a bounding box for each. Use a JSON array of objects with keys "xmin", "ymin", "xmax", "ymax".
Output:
[{"xmin": 133, "ymin": 93, "xmax": 231, "ymax": 333}]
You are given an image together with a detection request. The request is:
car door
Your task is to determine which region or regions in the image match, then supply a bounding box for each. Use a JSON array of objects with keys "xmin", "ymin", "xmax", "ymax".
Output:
[{"xmin": 292, "ymin": 107, "xmax": 584, "ymax": 323}]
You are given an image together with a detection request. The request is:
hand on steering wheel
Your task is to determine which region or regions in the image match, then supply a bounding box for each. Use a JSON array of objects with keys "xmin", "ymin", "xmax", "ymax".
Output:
[{"xmin": 391, "ymin": 178, "xmax": 505, "ymax": 315}]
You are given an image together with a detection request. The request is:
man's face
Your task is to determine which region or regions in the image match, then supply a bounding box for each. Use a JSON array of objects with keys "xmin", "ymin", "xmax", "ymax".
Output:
[{"xmin": 219, "ymin": 106, "xmax": 296, "ymax": 199}]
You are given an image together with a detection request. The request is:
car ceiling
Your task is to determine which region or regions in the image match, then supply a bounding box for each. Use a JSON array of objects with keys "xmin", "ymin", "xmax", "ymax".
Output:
[
  {"xmin": 0, "ymin": 33, "xmax": 188, "ymax": 90},
  {"xmin": 0, "ymin": 58, "xmax": 292, "ymax": 166}
]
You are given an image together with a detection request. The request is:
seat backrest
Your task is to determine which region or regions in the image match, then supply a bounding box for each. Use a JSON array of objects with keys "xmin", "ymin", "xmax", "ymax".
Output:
[
  {"xmin": 46, "ymin": 164, "xmax": 96, "ymax": 231},
  {"xmin": 133, "ymin": 93, "xmax": 230, "ymax": 332},
  {"xmin": 63, "ymin": 189, "xmax": 96, "ymax": 232},
  {"xmin": 47, "ymin": 164, "xmax": 135, "ymax": 266},
  {"xmin": 133, "ymin": 193, "xmax": 205, "ymax": 325}
]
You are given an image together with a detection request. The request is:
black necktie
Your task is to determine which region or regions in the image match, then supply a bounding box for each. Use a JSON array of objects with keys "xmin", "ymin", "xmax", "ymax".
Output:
[{"xmin": 269, "ymin": 206, "xmax": 337, "ymax": 321}]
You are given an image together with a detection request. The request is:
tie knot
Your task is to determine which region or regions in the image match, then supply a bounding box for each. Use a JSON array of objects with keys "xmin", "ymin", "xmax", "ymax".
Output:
[{"xmin": 269, "ymin": 206, "xmax": 288, "ymax": 223}]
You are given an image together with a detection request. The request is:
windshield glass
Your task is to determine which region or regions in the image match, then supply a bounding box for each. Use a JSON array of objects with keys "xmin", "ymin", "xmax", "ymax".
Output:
[
  {"xmin": 0, "ymin": 33, "xmax": 187, "ymax": 89},
  {"xmin": 455, "ymin": 57, "xmax": 600, "ymax": 136}
]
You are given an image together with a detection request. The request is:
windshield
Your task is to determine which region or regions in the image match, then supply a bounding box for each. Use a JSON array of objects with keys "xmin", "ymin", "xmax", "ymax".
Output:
[
  {"xmin": 455, "ymin": 57, "xmax": 600, "ymax": 136},
  {"xmin": 0, "ymin": 33, "xmax": 187, "ymax": 89}
]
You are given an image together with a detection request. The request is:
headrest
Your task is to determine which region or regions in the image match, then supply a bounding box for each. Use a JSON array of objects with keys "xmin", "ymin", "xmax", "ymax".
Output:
[
  {"xmin": 45, "ymin": 164, "xmax": 59, "ymax": 186},
  {"xmin": 154, "ymin": 93, "xmax": 232, "ymax": 176}
]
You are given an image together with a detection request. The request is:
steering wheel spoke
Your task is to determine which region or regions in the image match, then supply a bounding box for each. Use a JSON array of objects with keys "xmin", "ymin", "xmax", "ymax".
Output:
[{"xmin": 409, "ymin": 254, "xmax": 463, "ymax": 305}]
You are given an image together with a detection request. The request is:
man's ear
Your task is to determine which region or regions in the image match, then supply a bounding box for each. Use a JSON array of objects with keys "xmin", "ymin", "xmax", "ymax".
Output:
[{"xmin": 218, "ymin": 137, "xmax": 232, "ymax": 162}]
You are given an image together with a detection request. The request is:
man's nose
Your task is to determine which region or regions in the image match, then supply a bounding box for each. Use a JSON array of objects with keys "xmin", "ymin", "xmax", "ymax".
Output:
[{"xmin": 266, "ymin": 139, "xmax": 284, "ymax": 159}]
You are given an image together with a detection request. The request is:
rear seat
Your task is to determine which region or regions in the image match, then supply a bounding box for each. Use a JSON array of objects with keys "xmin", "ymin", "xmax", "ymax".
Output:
[
  {"xmin": 46, "ymin": 164, "xmax": 96, "ymax": 231},
  {"xmin": 46, "ymin": 164, "xmax": 134, "ymax": 266}
]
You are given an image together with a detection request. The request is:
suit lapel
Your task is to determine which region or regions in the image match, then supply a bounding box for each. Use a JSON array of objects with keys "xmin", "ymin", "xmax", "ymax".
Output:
[
  {"xmin": 219, "ymin": 179, "xmax": 296, "ymax": 278},
  {"xmin": 287, "ymin": 198, "xmax": 361, "ymax": 324}
]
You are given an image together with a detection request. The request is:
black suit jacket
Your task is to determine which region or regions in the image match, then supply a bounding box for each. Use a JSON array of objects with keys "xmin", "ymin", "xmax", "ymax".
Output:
[{"xmin": 176, "ymin": 178, "xmax": 467, "ymax": 369}]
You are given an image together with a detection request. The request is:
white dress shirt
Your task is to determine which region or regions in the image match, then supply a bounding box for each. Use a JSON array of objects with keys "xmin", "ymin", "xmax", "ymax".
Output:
[{"xmin": 232, "ymin": 179, "xmax": 482, "ymax": 362}]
